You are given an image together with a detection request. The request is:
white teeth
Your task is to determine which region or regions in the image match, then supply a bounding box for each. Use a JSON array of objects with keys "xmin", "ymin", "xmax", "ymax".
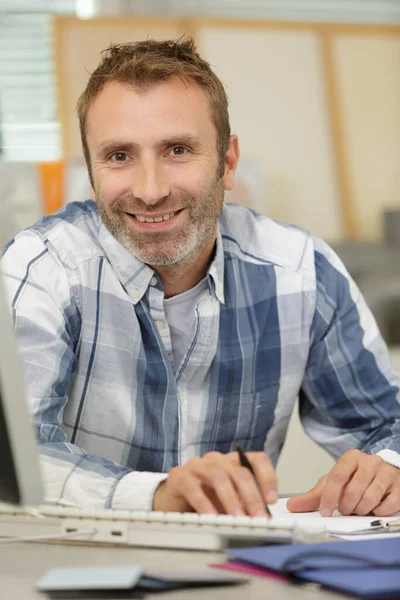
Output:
[
  {"xmin": 135, "ymin": 211, "xmax": 176, "ymax": 223},
  {"xmin": 163, "ymin": 213, "xmax": 173, "ymax": 221}
]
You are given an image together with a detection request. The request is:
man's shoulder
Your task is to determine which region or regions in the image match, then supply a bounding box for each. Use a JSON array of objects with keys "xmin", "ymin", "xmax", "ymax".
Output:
[
  {"xmin": 220, "ymin": 203, "xmax": 316, "ymax": 275},
  {"xmin": 31, "ymin": 199, "xmax": 100, "ymax": 244},
  {"xmin": 3, "ymin": 200, "xmax": 104, "ymax": 270}
]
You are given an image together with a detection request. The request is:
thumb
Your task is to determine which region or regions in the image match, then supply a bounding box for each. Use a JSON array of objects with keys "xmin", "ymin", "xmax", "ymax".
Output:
[{"xmin": 286, "ymin": 475, "xmax": 327, "ymax": 513}]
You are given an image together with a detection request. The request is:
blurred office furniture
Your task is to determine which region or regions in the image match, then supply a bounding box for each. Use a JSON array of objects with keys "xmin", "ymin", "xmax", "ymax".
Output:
[
  {"xmin": 0, "ymin": 159, "xmax": 88, "ymax": 245},
  {"xmin": 333, "ymin": 210, "xmax": 400, "ymax": 345},
  {"xmin": 0, "ymin": 162, "xmax": 42, "ymax": 241},
  {"xmin": 38, "ymin": 161, "xmax": 65, "ymax": 216},
  {"xmin": 64, "ymin": 158, "xmax": 91, "ymax": 204}
]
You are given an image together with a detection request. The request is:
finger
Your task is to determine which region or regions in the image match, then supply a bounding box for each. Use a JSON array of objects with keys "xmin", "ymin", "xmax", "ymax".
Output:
[
  {"xmin": 246, "ymin": 452, "xmax": 278, "ymax": 504},
  {"xmin": 230, "ymin": 465, "xmax": 269, "ymax": 516},
  {"xmin": 190, "ymin": 452, "xmax": 262, "ymax": 515},
  {"xmin": 337, "ymin": 460, "xmax": 380, "ymax": 515},
  {"xmin": 319, "ymin": 454, "xmax": 359, "ymax": 517},
  {"xmin": 175, "ymin": 472, "xmax": 219, "ymax": 514},
  {"xmin": 286, "ymin": 476, "xmax": 327, "ymax": 513},
  {"xmin": 372, "ymin": 489, "xmax": 400, "ymax": 517},
  {"xmin": 354, "ymin": 463, "xmax": 398, "ymax": 516},
  {"xmin": 202, "ymin": 466, "xmax": 247, "ymax": 515}
]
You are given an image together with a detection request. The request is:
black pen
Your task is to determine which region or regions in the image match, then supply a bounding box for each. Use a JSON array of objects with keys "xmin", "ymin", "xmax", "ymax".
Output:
[{"xmin": 236, "ymin": 444, "xmax": 272, "ymax": 518}]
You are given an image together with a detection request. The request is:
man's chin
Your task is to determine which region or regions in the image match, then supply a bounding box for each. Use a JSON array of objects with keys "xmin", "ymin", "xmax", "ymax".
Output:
[
  {"xmin": 131, "ymin": 241, "xmax": 199, "ymax": 268},
  {"xmin": 135, "ymin": 252, "xmax": 189, "ymax": 268}
]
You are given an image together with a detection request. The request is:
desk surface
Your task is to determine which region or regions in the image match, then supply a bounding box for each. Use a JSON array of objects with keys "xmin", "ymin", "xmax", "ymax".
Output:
[{"xmin": 0, "ymin": 541, "xmax": 349, "ymax": 599}]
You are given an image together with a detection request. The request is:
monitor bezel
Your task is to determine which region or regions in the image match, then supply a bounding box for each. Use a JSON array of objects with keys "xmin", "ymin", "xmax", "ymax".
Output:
[{"xmin": 0, "ymin": 262, "xmax": 43, "ymax": 506}]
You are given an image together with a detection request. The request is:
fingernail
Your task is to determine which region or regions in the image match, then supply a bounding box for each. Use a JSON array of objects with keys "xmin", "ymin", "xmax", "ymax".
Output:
[
  {"xmin": 205, "ymin": 508, "xmax": 218, "ymax": 515},
  {"xmin": 266, "ymin": 490, "xmax": 278, "ymax": 504},
  {"xmin": 234, "ymin": 508, "xmax": 245, "ymax": 516},
  {"xmin": 320, "ymin": 507, "xmax": 332, "ymax": 517}
]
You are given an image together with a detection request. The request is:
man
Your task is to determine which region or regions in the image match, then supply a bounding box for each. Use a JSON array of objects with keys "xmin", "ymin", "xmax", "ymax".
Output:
[{"xmin": 2, "ymin": 38, "xmax": 400, "ymax": 518}]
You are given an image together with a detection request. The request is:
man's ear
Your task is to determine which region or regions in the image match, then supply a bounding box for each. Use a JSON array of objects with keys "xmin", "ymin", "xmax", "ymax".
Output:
[{"xmin": 223, "ymin": 135, "xmax": 240, "ymax": 192}]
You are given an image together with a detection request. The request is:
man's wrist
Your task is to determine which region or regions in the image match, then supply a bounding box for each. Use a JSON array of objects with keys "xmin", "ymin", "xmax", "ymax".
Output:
[
  {"xmin": 152, "ymin": 479, "xmax": 167, "ymax": 511},
  {"xmin": 110, "ymin": 471, "xmax": 168, "ymax": 511}
]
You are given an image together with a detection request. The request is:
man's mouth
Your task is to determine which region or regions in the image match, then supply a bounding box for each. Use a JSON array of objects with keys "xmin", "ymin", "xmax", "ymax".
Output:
[
  {"xmin": 132, "ymin": 210, "xmax": 179, "ymax": 223},
  {"xmin": 124, "ymin": 209, "xmax": 183, "ymax": 230}
]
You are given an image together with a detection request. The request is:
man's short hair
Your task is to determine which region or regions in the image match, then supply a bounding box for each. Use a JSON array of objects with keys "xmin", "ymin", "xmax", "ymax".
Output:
[{"xmin": 77, "ymin": 37, "xmax": 230, "ymax": 182}]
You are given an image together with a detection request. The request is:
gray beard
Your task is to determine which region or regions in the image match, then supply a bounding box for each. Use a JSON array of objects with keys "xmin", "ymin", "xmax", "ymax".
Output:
[{"xmin": 96, "ymin": 179, "xmax": 224, "ymax": 267}]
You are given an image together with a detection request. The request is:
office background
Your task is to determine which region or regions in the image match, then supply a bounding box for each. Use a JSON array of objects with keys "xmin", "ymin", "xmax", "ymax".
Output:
[{"xmin": 1, "ymin": 0, "xmax": 400, "ymax": 493}]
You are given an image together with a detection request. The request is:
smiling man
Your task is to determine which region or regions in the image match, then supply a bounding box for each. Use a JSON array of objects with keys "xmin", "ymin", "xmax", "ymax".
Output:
[
  {"xmin": 2, "ymin": 39, "xmax": 400, "ymax": 518},
  {"xmin": 87, "ymin": 75, "xmax": 230, "ymax": 298}
]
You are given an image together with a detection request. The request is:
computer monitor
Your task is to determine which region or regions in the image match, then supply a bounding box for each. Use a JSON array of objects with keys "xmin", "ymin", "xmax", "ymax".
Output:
[{"xmin": 0, "ymin": 266, "xmax": 43, "ymax": 505}]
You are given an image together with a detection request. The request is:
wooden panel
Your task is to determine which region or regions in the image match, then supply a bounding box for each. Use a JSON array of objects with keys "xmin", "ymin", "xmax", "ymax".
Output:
[
  {"xmin": 332, "ymin": 34, "xmax": 400, "ymax": 241},
  {"xmin": 54, "ymin": 17, "xmax": 186, "ymax": 158},
  {"xmin": 197, "ymin": 26, "xmax": 343, "ymax": 242}
]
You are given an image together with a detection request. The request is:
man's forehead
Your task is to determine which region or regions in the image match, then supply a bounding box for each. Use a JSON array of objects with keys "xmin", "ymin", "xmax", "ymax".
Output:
[
  {"xmin": 88, "ymin": 77, "xmax": 210, "ymax": 117},
  {"xmin": 86, "ymin": 77, "xmax": 216, "ymax": 146}
]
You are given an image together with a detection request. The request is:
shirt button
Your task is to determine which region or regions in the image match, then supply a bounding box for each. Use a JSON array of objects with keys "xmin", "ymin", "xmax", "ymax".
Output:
[
  {"xmin": 150, "ymin": 277, "xmax": 157, "ymax": 287},
  {"xmin": 155, "ymin": 320, "xmax": 165, "ymax": 330},
  {"xmin": 132, "ymin": 289, "xmax": 140, "ymax": 299}
]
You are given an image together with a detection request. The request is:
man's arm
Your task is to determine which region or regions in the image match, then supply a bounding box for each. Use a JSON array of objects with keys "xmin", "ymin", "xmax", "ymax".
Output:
[
  {"xmin": 288, "ymin": 237, "xmax": 400, "ymax": 516},
  {"xmin": 1, "ymin": 231, "xmax": 166, "ymax": 510},
  {"xmin": 2, "ymin": 231, "xmax": 279, "ymax": 515}
]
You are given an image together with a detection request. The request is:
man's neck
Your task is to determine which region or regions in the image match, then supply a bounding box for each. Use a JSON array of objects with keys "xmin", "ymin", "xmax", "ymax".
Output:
[{"xmin": 153, "ymin": 234, "xmax": 216, "ymax": 299}]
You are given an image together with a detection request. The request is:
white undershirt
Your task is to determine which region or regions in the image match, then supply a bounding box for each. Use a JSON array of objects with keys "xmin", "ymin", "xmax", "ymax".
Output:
[{"xmin": 163, "ymin": 277, "xmax": 208, "ymax": 373}]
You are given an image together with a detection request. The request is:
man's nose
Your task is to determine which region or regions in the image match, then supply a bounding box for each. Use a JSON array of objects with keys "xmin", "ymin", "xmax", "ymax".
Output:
[{"xmin": 131, "ymin": 160, "xmax": 170, "ymax": 206}]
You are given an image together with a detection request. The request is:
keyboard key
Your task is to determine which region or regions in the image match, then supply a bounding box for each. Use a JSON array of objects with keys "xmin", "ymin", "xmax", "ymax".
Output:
[
  {"xmin": 198, "ymin": 514, "xmax": 218, "ymax": 525},
  {"xmin": 182, "ymin": 513, "xmax": 201, "ymax": 524}
]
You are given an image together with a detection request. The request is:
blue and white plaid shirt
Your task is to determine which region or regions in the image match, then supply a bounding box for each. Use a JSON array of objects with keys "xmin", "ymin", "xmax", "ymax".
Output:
[{"xmin": 2, "ymin": 201, "xmax": 400, "ymax": 510}]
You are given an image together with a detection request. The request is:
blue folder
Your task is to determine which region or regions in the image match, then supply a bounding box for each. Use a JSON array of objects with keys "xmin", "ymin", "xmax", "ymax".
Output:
[{"xmin": 228, "ymin": 538, "xmax": 400, "ymax": 598}]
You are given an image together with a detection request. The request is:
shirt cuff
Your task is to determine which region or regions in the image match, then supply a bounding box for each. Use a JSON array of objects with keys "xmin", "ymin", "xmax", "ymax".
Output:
[
  {"xmin": 110, "ymin": 471, "xmax": 168, "ymax": 511},
  {"xmin": 376, "ymin": 449, "xmax": 400, "ymax": 469}
]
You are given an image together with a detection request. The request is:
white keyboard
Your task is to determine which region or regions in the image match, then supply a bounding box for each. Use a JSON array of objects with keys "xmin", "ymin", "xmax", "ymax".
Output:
[{"xmin": 0, "ymin": 503, "xmax": 296, "ymax": 551}]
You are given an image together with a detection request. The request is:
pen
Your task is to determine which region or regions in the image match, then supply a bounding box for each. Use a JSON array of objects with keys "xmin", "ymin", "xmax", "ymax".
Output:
[
  {"xmin": 370, "ymin": 518, "xmax": 400, "ymax": 531},
  {"xmin": 236, "ymin": 444, "xmax": 272, "ymax": 518},
  {"xmin": 330, "ymin": 517, "xmax": 400, "ymax": 537}
]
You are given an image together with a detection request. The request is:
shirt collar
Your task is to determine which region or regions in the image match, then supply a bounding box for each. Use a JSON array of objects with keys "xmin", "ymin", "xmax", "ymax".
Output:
[
  {"xmin": 98, "ymin": 220, "xmax": 225, "ymax": 305},
  {"xmin": 207, "ymin": 224, "xmax": 225, "ymax": 304},
  {"xmin": 98, "ymin": 222, "xmax": 155, "ymax": 304}
]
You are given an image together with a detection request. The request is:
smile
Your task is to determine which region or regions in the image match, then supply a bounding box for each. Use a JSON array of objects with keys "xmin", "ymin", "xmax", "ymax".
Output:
[
  {"xmin": 132, "ymin": 211, "xmax": 179, "ymax": 223},
  {"xmin": 125, "ymin": 209, "xmax": 183, "ymax": 231}
]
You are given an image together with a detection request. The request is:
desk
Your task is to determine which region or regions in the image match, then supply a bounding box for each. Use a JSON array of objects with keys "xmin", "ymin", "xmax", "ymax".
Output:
[{"xmin": 0, "ymin": 541, "xmax": 349, "ymax": 599}]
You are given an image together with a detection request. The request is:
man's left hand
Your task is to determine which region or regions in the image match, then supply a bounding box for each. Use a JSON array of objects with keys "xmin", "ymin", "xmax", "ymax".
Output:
[{"xmin": 286, "ymin": 449, "xmax": 400, "ymax": 517}]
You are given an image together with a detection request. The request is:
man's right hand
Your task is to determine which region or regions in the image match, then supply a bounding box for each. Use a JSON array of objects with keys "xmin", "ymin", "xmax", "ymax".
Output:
[{"xmin": 152, "ymin": 450, "xmax": 278, "ymax": 516}]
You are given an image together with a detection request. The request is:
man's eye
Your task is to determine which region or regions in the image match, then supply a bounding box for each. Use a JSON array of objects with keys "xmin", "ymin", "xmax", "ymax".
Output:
[
  {"xmin": 110, "ymin": 152, "xmax": 128, "ymax": 162},
  {"xmin": 169, "ymin": 146, "xmax": 188, "ymax": 157}
]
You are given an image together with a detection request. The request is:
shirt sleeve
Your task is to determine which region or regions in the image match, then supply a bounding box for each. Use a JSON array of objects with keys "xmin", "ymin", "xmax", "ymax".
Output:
[
  {"xmin": 1, "ymin": 231, "xmax": 167, "ymax": 510},
  {"xmin": 300, "ymin": 237, "xmax": 400, "ymax": 460}
]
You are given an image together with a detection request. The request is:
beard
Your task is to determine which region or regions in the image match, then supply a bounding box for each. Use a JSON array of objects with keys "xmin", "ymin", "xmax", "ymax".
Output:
[{"xmin": 96, "ymin": 175, "xmax": 225, "ymax": 267}]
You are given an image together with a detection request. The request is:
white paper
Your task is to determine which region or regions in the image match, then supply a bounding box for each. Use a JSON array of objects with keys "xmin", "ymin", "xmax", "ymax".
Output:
[{"xmin": 270, "ymin": 497, "xmax": 400, "ymax": 540}]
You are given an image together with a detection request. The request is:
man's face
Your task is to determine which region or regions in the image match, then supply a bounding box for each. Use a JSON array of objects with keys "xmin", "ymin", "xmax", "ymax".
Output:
[{"xmin": 86, "ymin": 77, "xmax": 234, "ymax": 267}]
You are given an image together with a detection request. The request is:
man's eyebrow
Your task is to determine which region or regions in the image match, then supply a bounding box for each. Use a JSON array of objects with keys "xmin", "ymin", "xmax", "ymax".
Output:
[
  {"xmin": 96, "ymin": 135, "xmax": 202, "ymax": 156},
  {"xmin": 156, "ymin": 134, "xmax": 202, "ymax": 148},
  {"xmin": 97, "ymin": 140, "xmax": 137, "ymax": 156}
]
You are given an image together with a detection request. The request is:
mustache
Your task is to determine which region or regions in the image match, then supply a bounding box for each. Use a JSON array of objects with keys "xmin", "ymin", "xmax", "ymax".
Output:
[{"xmin": 111, "ymin": 193, "xmax": 196, "ymax": 214}]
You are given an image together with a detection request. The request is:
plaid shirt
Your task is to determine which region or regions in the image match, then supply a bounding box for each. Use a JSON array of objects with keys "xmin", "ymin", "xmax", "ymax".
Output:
[{"xmin": 2, "ymin": 201, "xmax": 400, "ymax": 510}]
